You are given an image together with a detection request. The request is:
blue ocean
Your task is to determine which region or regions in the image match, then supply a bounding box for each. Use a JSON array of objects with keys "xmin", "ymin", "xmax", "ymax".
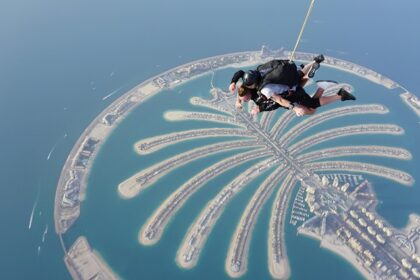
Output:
[{"xmin": 1, "ymin": 0, "xmax": 419, "ymax": 279}]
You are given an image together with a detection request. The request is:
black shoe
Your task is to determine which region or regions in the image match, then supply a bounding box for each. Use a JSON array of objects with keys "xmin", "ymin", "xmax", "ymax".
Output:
[
  {"xmin": 314, "ymin": 54, "xmax": 325, "ymax": 63},
  {"xmin": 308, "ymin": 62, "xmax": 320, "ymax": 78},
  {"xmin": 338, "ymin": 88, "xmax": 356, "ymax": 101}
]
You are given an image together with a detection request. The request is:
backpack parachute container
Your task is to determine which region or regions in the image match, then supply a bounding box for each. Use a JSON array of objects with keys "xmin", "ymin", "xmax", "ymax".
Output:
[{"xmin": 257, "ymin": 60, "xmax": 301, "ymax": 89}]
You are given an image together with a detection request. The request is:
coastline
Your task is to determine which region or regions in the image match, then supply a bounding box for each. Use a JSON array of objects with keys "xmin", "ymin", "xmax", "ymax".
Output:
[
  {"xmin": 54, "ymin": 50, "xmax": 260, "ymax": 234},
  {"xmin": 174, "ymin": 197, "xmax": 219, "ymax": 270},
  {"xmin": 175, "ymin": 158, "xmax": 275, "ymax": 270},
  {"xmin": 138, "ymin": 147, "xmax": 268, "ymax": 247},
  {"xmin": 64, "ymin": 236, "xmax": 120, "ymax": 280},
  {"xmin": 267, "ymin": 174, "xmax": 296, "ymax": 280},
  {"xmin": 321, "ymin": 238, "xmax": 373, "ymax": 280},
  {"xmin": 225, "ymin": 166, "xmax": 288, "ymax": 278},
  {"xmin": 118, "ymin": 139, "xmax": 256, "ymax": 199},
  {"xmin": 298, "ymin": 229, "xmax": 373, "ymax": 280},
  {"xmin": 53, "ymin": 47, "xmax": 411, "ymax": 279},
  {"xmin": 400, "ymin": 91, "xmax": 420, "ymax": 118}
]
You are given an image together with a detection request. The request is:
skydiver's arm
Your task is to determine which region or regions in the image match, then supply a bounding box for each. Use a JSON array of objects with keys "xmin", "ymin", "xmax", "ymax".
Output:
[
  {"xmin": 270, "ymin": 94, "xmax": 291, "ymax": 108},
  {"xmin": 270, "ymin": 93, "xmax": 306, "ymax": 116},
  {"xmin": 251, "ymin": 106, "xmax": 260, "ymax": 116},
  {"xmin": 231, "ymin": 70, "xmax": 245, "ymax": 84},
  {"xmin": 235, "ymin": 95, "xmax": 243, "ymax": 110},
  {"xmin": 229, "ymin": 70, "xmax": 245, "ymax": 92}
]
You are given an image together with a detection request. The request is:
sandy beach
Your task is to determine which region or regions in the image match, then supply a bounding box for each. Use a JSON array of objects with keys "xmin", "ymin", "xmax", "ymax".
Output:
[
  {"xmin": 176, "ymin": 158, "xmax": 275, "ymax": 270},
  {"xmin": 139, "ymin": 148, "xmax": 268, "ymax": 247},
  {"xmin": 64, "ymin": 236, "xmax": 120, "ymax": 280},
  {"xmin": 119, "ymin": 140, "xmax": 258, "ymax": 199},
  {"xmin": 267, "ymin": 174, "xmax": 296, "ymax": 280},
  {"xmin": 163, "ymin": 110, "xmax": 245, "ymax": 127},
  {"xmin": 298, "ymin": 228, "xmax": 373, "ymax": 280},
  {"xmin": 225, "ymin": 165, "xmax": 287, "ymax": 278},
  {"xmin": 320, "ymin": 236, "xmax": 373, "ymax": 280}
]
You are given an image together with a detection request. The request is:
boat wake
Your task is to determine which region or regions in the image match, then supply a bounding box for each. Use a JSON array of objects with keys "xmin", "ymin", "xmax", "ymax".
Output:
[
  {"xmin": 42, "ymin": 224, "xmax": 48, "ymax": 243},
  {"xmin": 28, "ymin": 193, "xmax": 39, "ymax": 230},
  {"xmin": 47, "ymin": 133, "xmax": 67, "ymax": 160},
  {"xmin": 102, "ymin": 85, "xmax": 124, "ymax": 101}
]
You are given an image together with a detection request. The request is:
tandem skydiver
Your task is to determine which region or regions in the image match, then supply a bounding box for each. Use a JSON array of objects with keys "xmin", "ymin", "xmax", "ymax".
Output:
[{"xmin": 229, "ymin": 55, "xmax": 356, "ymax": 116}]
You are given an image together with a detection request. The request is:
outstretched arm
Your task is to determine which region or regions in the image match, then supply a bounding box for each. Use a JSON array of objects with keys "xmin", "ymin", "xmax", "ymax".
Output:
[
  {"xmin": 235, "ymin": 95, "xmax": 243, "ymax": 110},
  {"xmin": 251, "ymin": 106, "xmax": 260, "ymax": 116},
  {"xmin": 229, "ymin": 70, "xmax": 245, "ymax": 92},
  {"xmin": 270, "ymin": 93, "xmax": 308, "ymax": 116}
]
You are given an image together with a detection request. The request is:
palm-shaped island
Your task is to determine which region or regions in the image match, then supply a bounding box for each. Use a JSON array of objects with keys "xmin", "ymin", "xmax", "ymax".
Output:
[
  {"xmin": 118, "ymin": 86, "xmax": 414, "ymax": 279},
  {"xmin": 56, "ymin": 49, "xmax": 420, "ymax": 279}
]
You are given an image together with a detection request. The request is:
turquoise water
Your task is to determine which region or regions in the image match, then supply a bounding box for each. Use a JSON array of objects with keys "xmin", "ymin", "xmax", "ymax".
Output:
[{"xmin": 2, "ymin": 0, "xmax": 420, "ymax": 279}]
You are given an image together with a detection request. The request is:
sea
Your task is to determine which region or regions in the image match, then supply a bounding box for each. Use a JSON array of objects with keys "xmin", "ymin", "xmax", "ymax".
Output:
[{"xmin": 1, "ymin": 0, "xmax": 420, "ymax": 279}]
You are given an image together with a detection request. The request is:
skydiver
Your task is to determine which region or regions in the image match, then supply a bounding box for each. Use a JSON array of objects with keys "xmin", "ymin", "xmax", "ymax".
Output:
[
  {"xmin": 229, "ymin": 54, "xmax": 324, "ymax": 93},
  {"xmin": 229, "ymin": 55, "xmax": 356, "ymax": 116},
  {"xmin": 235, "ymin": 80, "xmax": 355, "ymax": 117}
]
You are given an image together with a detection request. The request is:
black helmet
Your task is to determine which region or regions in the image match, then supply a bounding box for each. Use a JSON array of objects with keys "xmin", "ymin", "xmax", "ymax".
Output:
[{"xmin": 243, "ymin": 70, "xmax": 260, "ymax": 87}]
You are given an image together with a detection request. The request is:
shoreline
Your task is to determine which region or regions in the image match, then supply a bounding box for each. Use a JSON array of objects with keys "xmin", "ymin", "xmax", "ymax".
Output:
[
  {"xmin": 64, "ymin": 236, "xmax": 120, "ymax": 280},
  {"xmin": 54, "ymin": 50, "xmax": 261, "ymax": 234},
  {"xmin": 400, "ymin": 91, "xmax": 420, "ymax": 118},
  {"xmin": 136, "ymin": 152, "xmax": 243, "ymax": 246},
  {"xmin": 267, "ymin": 174, "xmax": 296, "ymax": 280},
  {"xmin": 297, "ymin": 229, "xmax": 373, "ymax": 280},
  {"xmin": 53, "ymin": 47, "xmax": 413, "ymax": 278},
  {"xmin": 320, "ymin": 239, "xmax": 373, "ymax": 280},
  {"xmin": 138, "ymin": 148, "xmax": 268, "ymax": 247},
  {"xmin": 175, "ymin": 158, "xmax": 275, "ymax": 270},
  {"xmin": 225, "ymin": 165, "xmax": 287, "ymax": 278},
  {"xmin": 118, "ymin": 139, "xmax": 257, "ymax": 199}
]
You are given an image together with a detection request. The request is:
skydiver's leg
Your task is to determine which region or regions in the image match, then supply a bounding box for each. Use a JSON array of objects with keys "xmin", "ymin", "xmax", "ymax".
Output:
[
  {"xmin": 313, "ymin": 80, "xmax": 339, "ymax": 98},
  {"xmin": 314, "ymin": 87, "xmax": 355, "ymax": 106},
  {"xmin": 299, "ymin": 55, "xmax": 325, "ymax": 87},
  {"xmin": 312, "ymin": 87, "xmax": 324, "ymax": 99},
  {"xmin": 286, "ymin": 87, "xmax": 320, "ymax": 115},
  {"xmin": 301, "ymin": 61, "xmax": 317, "ymax": 76},
  {"xmin": 319, "ymin": 95, "xmax": 341, "ymax": 106},
  {"xmin": 299, "ymin": 61, "xmax": 317, "ymax": 87},
  {"xmin": 299, "ymin": 76, "xmax": 309, "ymax": 88},
  {"xmin": 293, "ymin": 84, "xmax": 355, "ymax": 111}
]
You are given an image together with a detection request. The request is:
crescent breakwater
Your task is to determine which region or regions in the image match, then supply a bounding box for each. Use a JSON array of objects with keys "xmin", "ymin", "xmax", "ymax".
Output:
[{"xmin": 54, "ymin": 46, "xmax": 418, "ymax": 279}]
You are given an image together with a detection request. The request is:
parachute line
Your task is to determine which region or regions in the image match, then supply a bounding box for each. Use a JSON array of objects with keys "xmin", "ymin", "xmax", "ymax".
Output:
[{"xmin": 289, "ymin": 0, "xmax": 316, "ymax": 61}]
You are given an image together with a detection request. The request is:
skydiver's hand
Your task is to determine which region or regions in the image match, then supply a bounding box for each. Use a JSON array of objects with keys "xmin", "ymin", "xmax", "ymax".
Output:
[
  {"xmin": 229, "ymin": 82, "xmax": 236, "ymax": 93},
  {"xmin": 292, "ymin": 105, "xmax": 306, "ymax": 117},
  {"xmin": 251, "ymin": 106, "xmax": 260, "ymax": 116},
  {"xmin": 235, "ymin": 100, "xmax": 243, "ymax": 110}
]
